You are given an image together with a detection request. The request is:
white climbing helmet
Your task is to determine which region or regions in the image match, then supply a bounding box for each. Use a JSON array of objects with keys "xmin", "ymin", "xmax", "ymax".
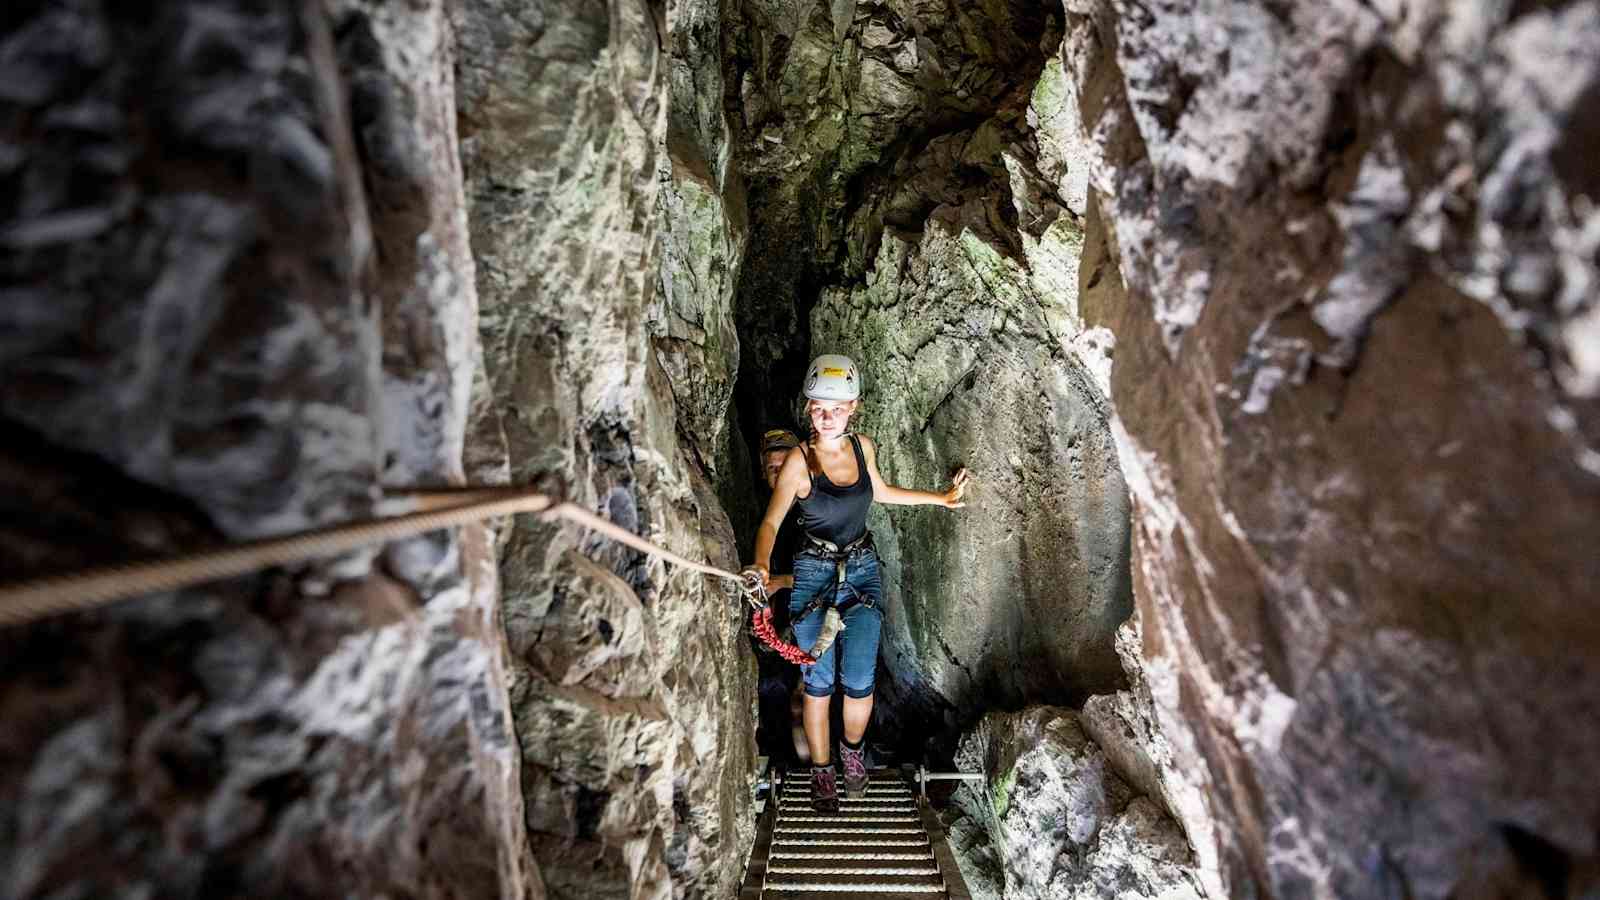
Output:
[{"xmin": 803, "ymin": 354, "xmax": 861, "ymax": 401}]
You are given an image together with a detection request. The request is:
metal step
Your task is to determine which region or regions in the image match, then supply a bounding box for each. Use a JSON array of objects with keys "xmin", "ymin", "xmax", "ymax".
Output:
[
  {"xmin": 771, "ymin": 837, "xmax": 931, "ymax": 848},
  {"xmin": 765, "ymin": 894, "xmax": 946, "ymax": 900},
  {"xmin": 780, "ymin": 792, "xmax": 914, "ymax": 803},
  {"xmin": 779, "ymin": 797, "xmax": 916, "ymax": 806},
  {"xmin": 778, "ymin": 804, "xmax": 919, "ymax": 815},
  {"xmin": 781, "ymin": 785, "xmax": 910, "ymax": 793},
  {"xmin": 764, "ymin": 890, "xmax": 947, "ymax": 896},
  {"xmin": 782, "ymin": 778, "xmax": 906, "ymax": 788},
  {"xmin": 746, "ymin": 769, "xmax": 972, "ymax": 900},
  {"xmin": 780, "ymin": 781, "xmax": 910, "ymax": 790},
  {"xmin": 763, "ymin": 873, "xmax": 947, "ymax": 893},
  {"xmin": 778, "ymin": 812, "xmax": 921, "ymax": 822},
  {"xmin": 774, "ymin": 826, "xmax": 927, "ymax": 836},
  {"xmin": 780, "ymin": 797, "xmax": 913, "ymax": 808},
  {"xmin": 781, "ymin": 775, "xmax": 906, "ymax": 785},
  {"xmin": 767, "ymin": 859, "xmax": 941, "ymax": 877},
  {"xmin": 777, "ymin": 819, "xmax": 923, "ymax": 829},
  {"xmin": 784, "ymin": 784, "xmax": 921, "ymax": 791},
  {"xmin": 770, "ymin": 850, "xmax": 936, "ymax": 862}
]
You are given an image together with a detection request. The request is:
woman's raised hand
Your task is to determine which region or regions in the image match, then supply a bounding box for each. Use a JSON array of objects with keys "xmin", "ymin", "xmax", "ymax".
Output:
[{"xmin": 940, "ymin": 467, "xmax": 971, "ymax": 509}]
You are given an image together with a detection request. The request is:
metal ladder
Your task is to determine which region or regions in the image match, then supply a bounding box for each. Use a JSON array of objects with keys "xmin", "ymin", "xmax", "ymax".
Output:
[{"xmin": 740, "ymin": 768, "xmax": 972, "ymax": 899}]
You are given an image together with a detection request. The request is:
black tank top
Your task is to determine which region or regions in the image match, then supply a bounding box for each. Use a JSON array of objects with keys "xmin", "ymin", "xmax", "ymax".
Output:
[{"xmin": 797, "ymin": 434, "xmax": 874, "ymax": 545}]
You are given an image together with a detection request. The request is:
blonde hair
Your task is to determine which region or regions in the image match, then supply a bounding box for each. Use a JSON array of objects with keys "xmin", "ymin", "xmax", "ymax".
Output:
[{"xmin": 804, "ymin": 398, "xmax": 860, "ymax": 416}]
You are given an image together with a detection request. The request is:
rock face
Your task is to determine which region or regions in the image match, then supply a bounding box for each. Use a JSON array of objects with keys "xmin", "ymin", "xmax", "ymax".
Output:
[
  {"xmin": 1064, "ymin": 0, "xmax": 1600, "ymax": 895},
  {"xmin": 654, "ymin": 0, "xmax": 759, "ymax": 533},
  {"xmin": 1078, "ymin": 616, "xmax": 1225, "ymax": 896},
  {"xmin": 0, "ymin": 0, "xmax": 532, "ymax": 897},
  {"xmin": 7, "ymin": 0, "xmax": 1597, "ymax": 898},
  {"xmin": 725, "ymin": 0, "xmax": 1137, "ymax": 758},
  {"xmin": 454, "ymin": 0, "xmax": 757, "ymax": 896},
  {"xmin": 725, "ymin": 0, "xmax": 1063, "ymax": 431},
  {"xmin": 809, "ymin": 215, "xmax": 1133, "ymax": 750},
  {"xmin": 954, "ymin": 706, "xmax": 1205, "ymax": 900}
]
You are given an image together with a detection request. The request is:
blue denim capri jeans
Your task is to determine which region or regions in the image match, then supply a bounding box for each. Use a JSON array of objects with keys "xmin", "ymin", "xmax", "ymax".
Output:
[{"xmin": 788, "ymin": 551, "xmax": 884, "ymax": 699}]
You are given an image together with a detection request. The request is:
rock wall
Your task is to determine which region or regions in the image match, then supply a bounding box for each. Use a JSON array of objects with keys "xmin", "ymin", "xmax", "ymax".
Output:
[
  {"xmin": 1078, "ymin": 615, "xmax": 1226, "ymax": 895},
  {"xmin": 0, "ymin": 0, "xmax": 532, "ymax": 896},
  {"xmin": 7, "ymin": 0, "xmax": 1595, "ymax": 897},
  {"xmin": 454, "ymin": 0, "xmax": 757, "ymax": 896},
  {"xmin": 654, "ymin": 0, "xmax": 760, "ymax": 532},
  {"xmin": 1064, "ymin": 0, "xmax": 1600, "ymax": 895},
  {"xmin": 725, "ymin": 0, "xmax": 1061, "ymax": 432},
  {"xmin": 954, "ymin": 705, "xmax": 1205, "ymax": 900},
  {"xmin": 809, "ymin": 213, "xmax": 1132, "ymax": 749},
  {"xmin": 725, "ymin": 0, "xmax": 1141, "ymax": 758}
]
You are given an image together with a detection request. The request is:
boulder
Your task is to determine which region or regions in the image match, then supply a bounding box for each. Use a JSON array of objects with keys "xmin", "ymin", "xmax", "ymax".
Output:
[{"xmin": 955, "ymin": 706, "xmax": 1205, "ymax": 899}]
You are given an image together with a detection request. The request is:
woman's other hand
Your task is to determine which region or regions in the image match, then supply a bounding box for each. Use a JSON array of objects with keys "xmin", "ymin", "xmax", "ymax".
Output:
[
  {"xmin": 772, "ymin": 574, "xmax": 795, "ymax": 590},
  {"xmin": 940, "ymin": 467, "xmax": 970, "ymax": 509}
]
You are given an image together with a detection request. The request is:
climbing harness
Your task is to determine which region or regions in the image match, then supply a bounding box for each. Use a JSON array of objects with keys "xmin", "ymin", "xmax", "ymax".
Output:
[
  {"xmin": 780, "ymin": 434, "xmax": 876, "ymax": 661},
  {"xmin": 0, "ymin": 485, "xmax": 762, "ymax": 631},
  {"xmin": 801, "ymin": 530, "xmax": 877, "ymax": 581},
  {"xmin": 784, "ymin": 529, "xmax": 876, "ymax": 659}
]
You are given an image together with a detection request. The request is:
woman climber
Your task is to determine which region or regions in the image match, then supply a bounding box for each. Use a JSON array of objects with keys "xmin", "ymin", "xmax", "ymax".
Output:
[{"xmin": 746, "ymin": 354, "xmax": 969, "ymax": 811}]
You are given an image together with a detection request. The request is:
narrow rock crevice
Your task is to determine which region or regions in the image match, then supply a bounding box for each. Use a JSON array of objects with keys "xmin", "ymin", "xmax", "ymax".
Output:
[
  {"xmin": 719, "ymin": 0, "xmax": 1137, "ymax": 780},
  {"xmin": 3, "ymin": 0, "xmax": 1597, "ymax": 898}
]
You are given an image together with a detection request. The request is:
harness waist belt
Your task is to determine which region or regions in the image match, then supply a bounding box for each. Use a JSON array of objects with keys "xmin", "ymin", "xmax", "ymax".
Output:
[
  {"xmin": 799, "ymin": 530, "xmax": 874, "ymax": 560},
  {"xmin": 791, "ymin": 530, "xmax": 876, "ymax": 628}
]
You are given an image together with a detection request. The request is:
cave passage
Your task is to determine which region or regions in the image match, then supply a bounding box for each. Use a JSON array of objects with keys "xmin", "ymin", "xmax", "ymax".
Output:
[
  {"xmin": 718, "ymin": 0, "xmax": 1135, "ymax": 774},
  {"xmin": 4, "ymin": 0, "xmax": 1597, "ymax": 897}
]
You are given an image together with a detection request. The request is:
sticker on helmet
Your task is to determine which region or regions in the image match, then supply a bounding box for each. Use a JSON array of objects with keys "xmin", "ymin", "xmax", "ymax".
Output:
[{"xmin": 821, "ymin": 367, "xmax": 848, "ymax": 377}]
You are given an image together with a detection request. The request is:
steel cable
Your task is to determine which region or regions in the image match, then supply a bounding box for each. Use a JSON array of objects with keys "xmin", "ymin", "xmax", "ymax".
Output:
[{"xmin": 0, "ymin": 486, "xmax": 754, "ymax": 628}]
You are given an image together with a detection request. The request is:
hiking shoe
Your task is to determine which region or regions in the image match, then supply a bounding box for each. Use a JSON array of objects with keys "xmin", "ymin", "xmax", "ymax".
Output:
[
  {"xmin": 840, "ymin": 742, "xmax": 868, "ymax": 797},
  {"xmin": 810, "ymin": 766, "xmax": 840, "ymax": 812}
]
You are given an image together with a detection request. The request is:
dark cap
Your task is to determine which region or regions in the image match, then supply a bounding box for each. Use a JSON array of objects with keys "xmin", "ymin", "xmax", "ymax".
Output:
[{"xmin": 760, "ymin": 428, "xmax": 801, "ymax": 455}]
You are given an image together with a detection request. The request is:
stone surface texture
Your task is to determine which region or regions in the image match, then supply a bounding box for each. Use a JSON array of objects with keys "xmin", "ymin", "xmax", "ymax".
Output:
[
  {"xmin": 954, "ymin": 706, "xmax": 1205, "ymax": 900},
  {"xmin": 725, "ymin": 0, "xmax": 1139, "ymax": 759},
  {"xmin": 0, "ymin": 0, "xmax": 533, "ymax": 897},
  {"xmin": 453, "ymin": 0, "xmax": 757, "ymax": 896},
  {"xmin": 1078, "ymin": 615, "xmax": 1225, "ymax": 896},
  {"xmin": 654, "ymin": 0, "xmax": 760, "ymax": 532},
  {"xmin": 724, "ymin": 9, "xmax": 1180, "ymax": 891},
  {"xmin": 809, "ymin": 216, "xmax": 1133, "ymax": 750},
  {"xmin": 6, "ymin": 0, "xmax": 1599, "ymax": 897},
  {"xmin": 724, "ymin": 0, "xmax": 1064, "ymax": 433},
  {"xmin": 1063, "ymin": 0, "xmax": 1600, "ymax": 896}
]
